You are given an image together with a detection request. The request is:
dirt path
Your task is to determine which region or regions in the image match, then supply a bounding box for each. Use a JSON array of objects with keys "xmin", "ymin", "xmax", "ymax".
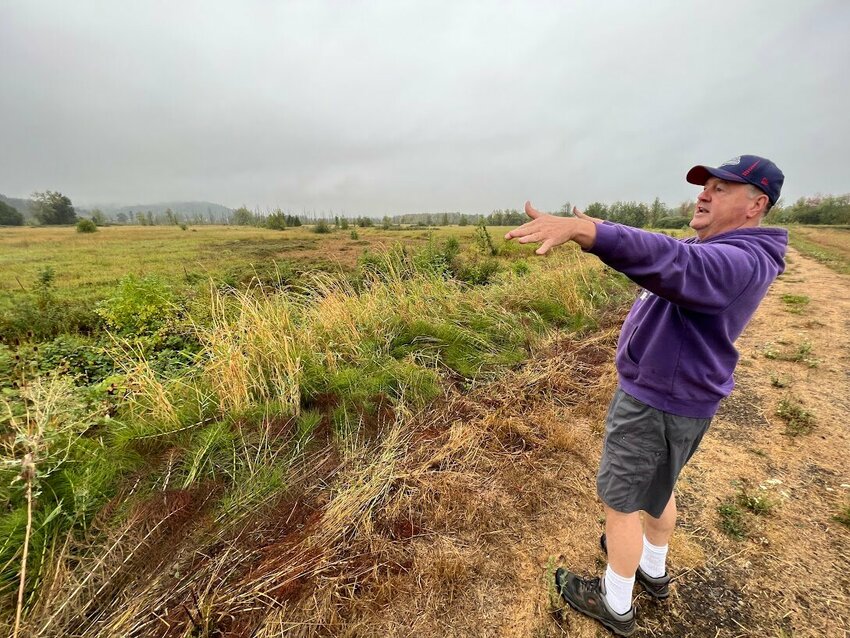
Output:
[{"xmin": 358, "ymin": 248, "xmax": 850, "ymax": 638}]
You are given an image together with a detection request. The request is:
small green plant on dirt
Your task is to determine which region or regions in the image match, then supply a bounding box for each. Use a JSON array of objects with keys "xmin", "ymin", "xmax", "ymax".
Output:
[
  {"xmin": 776, "ymin": 395, "xmax": 815, "ymax": 436},
  {"xmin": 736, "ymin": 486, "xmax": 776, "ymax": 516},
  {"xmin": 762, "ymin": 341, "xmax": 818, "ymax": 367},
  {"xmin": 833, "ymin": 502, "xmax": 850, "ymax": 528},
  {"xmin": 717, "ymin": 499, "xmax": 748, "ymax": 539},
  {"xmin": 350, "ymin": 229, "xmax": 359, "ymax": 240},
  {"xmin": 770, "ymin": 372, "xmax": 792, "ymax": 388},
  {"xmin": 780, "ymin": 293, "xmax": 809, "ymax": 314}
]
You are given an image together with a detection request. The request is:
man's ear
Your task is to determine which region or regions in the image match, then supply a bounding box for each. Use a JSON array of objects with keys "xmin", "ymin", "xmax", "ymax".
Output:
[{"xmin": 747, "ymin": 194, "xmax": 769, "ymax": 219}]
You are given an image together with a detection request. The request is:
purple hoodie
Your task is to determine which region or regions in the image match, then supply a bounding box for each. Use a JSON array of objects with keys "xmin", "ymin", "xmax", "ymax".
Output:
[{"xmin": 588, "ymin": 222, "xmax": 788, "ymax": 418}]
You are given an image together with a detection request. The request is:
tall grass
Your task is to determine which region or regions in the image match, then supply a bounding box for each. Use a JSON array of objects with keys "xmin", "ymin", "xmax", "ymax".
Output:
[{"xmin": 0, "ymin": 240, "xmax": 630, "ymax": 633}]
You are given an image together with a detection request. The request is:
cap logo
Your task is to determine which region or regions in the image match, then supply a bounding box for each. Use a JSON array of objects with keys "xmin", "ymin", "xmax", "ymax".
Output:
[
  {"xmin": 720, "ymin": 157, "xmax": 741, "ymax": 167},
  {"xmin": 741, "ymin": 159, "xmax": 761, "ymax": 176},
  {"xmin": 761, "ymin": 177, "xmax": 769, "ymax": 187}
]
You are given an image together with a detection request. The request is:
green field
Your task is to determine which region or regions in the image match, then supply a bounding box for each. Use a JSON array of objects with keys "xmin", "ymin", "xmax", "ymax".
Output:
[{"xmin": 0, "ymin": 221, "xmax": 637, "ymax": 634}]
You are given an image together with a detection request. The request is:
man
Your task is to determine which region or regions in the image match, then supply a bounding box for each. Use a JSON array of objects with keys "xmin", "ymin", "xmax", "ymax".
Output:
[{"xmin": 505, "ymin": 155, "xmax": 787, "ymax": 636}]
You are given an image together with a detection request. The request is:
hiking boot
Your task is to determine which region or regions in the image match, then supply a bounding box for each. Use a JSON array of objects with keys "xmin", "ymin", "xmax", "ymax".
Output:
[
  {"xmin": 600, "ymin": 533, "xmax": 671, "ymax": 599},
  {"xmin": 555, "ymin": 568, "xmax": 636, "ymax": 637}
]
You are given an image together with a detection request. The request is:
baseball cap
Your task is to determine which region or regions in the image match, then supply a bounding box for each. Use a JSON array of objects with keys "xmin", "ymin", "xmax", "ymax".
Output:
[{"xmin": 686, "ymin": 154, "xmax": 784, "ymax": 205}]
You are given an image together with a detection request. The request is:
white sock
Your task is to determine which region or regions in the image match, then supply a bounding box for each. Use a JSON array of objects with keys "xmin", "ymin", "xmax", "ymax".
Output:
[
  {"xmin": 603, "ymin": 565, "xmax": 634, "ymax": 615},
  {"xmin": 639, "ymin": 535, "xmax": 668, "ymax": 578}
]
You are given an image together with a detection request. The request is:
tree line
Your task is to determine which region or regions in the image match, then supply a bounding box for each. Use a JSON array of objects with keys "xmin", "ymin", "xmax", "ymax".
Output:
[{"xmin": 3, "ymin": 191, "xmax": 849, "ymax": 229}]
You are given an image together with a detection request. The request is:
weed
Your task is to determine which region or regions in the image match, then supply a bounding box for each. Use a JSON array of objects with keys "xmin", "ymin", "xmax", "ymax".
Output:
[
  {"xmin": 834, "ymin": 502, "xmax": 850, "ymax": 528},
  {"xmin": 736, "ymin": 486, "xmax": 775, "ymax": 516},
  {"xmin": 717, "ymin": 500, "xmax": 747, "ymax": 539},
  {"xmin": 770, "ymin": 372, "xmax": 792, "ymax": 388},
  {"xmin": 776, "ymin": 395, "xmax": 815, "ymax": 436},
  {"xmin": 473, "ymin": 220, "xmax": 498, "ymax": 256},
  {"xmin": 762, "ymin": 341, "xmax": 818, "ymax": 367},
  {"xmin": 780, "ymin": 293, "xmax": 809, "ymax": 313}
]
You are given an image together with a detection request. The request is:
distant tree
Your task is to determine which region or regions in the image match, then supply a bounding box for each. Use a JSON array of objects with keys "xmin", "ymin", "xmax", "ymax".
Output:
[
  {"xmin": 558, "ymin": 202, "xmax": 572, "ymax": 217},
  {"xmin": 607, "ymin": 201, "xmax": 648, "ymax": 228},
  {"xmin": 648, "ymin": 197, "xmax": 667, "ymax": 228},
  {"xmin": 128, "ymin": 210, "xmax": 136, "ymax": 224},
  {"xmin": 339, "ymin": 217, "xmax": 349, "ymax": 230},
  {"xmin": 382, "ymin": 215, "xmax": 392, "ymax": 230},
  {"xmin": 0, "ymin": 200, "xmax": 24, "ymax": 225},
  {"xmin": 458, "ymin": 214, "xmax": 469, "ymax": 227},
  {"xmin": 266, "ymin": 210, "xmax": 287, "ymax": 230},
  {"xmin": 585, "ymin": 202, "xmax": 609, "ymax": 220},
  {"xmin": 146, "ymin": 211, "xmax": 154, "ymax": 226},
  {"xmin": 425, "ymin": 214, "xmax": 433, "ymax": 226},
  {"xmin": 232, "ymin": 206, "xmax": 254, "ymax": 225},
  {"xmin": 32, "ymin": 190, "xmax": 77, "ymax": 225},
  {"xmin": 90, "ymin": 208, "xmax": 106, "ymax": 226},
  {"xmin": 441, "ymin": 212, "xmax": 450, "ymax": 226},
  {"xmin": 313, "ymin": 219, "xmax": 331, "ymax": 234},
  {"xmin": 115, "ymin": 212, "xmax": 128, "ymax": 224},
  {"xmin": 164, "ymin": 208, "xmax": 178, "ymax": 225}
]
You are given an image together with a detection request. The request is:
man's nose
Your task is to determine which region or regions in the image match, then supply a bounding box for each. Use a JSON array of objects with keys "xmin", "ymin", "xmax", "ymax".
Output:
[{"xmin": 697, "ymin": 188, "xmax": 710, "ymax": 202}]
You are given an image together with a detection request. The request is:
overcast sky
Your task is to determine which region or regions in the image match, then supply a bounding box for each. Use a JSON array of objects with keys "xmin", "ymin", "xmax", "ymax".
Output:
[{"xmin": 2, "ymin": 1, "xmax": 848, "ymax": 215}]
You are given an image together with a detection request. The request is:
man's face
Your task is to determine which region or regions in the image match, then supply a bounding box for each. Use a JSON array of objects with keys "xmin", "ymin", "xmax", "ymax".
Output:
[{"xmin": 690, "ymin": 177, "xmax": 764, "ymax": 240}]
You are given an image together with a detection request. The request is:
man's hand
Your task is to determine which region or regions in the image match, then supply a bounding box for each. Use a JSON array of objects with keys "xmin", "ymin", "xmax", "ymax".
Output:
[{"xmin": 504, "ymin": 201, "xmax": 599, "ymax": 255}]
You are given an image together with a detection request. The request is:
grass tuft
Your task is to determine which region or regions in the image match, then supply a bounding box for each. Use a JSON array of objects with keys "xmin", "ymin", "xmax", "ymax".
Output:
[{"xmin": 776, "ymin": 395, "xmax": 816, "ymax": 436}]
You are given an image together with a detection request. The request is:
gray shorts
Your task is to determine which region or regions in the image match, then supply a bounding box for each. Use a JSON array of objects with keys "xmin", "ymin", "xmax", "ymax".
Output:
[{"xmin": 596, "ymin": 387, "xmax": 711, "ymax": 518}]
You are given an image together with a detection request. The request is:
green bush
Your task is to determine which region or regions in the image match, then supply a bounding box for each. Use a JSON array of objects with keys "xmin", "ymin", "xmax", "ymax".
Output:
[
  {"xmin": 654, "ymin": 216, "xmax": 691, "ymax": 229},
  {"xmin": 97, "ymin": 274, "xmax": 178, "ymax": 336},
  {"xmin": 76, "ymin": 218, "xmax": 98, "ymax": 233},
  {"xmin": 313, "ymin": 219, "xmax": 331, "ymax": 234}
]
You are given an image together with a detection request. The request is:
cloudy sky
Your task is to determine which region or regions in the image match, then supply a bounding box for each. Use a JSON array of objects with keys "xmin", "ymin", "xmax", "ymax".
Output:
[{"xmin": 1, "ymin": 0, "xmax": 848, "ymax": 215}]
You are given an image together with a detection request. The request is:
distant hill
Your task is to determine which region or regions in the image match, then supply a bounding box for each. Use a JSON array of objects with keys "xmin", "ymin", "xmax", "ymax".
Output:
[
  {"xmin": 101, "ymin": 201, "xmax": 233, "ymax": 221},
  {"xmin": 0, "ymin": 194, "xmax": 34, "ymax": 219}
]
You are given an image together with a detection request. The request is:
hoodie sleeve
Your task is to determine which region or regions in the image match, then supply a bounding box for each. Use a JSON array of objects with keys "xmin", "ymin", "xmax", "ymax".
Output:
[{"xmin": 586, "ymin": 222, "xmax": 757, "ymax": 314}]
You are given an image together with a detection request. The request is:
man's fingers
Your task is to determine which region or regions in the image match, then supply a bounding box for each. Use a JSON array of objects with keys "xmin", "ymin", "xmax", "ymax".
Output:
[
  {"xmin": 535, "ymin": 239, "xmax": 555, "ymax": 255},
  {"xmin": 525, "ymin": 200, "xmax": 542, "ymax": 219},
  {"xmin": 517, "ymin": 232, "xmax": 544, "ymax": 245},
  {"xmin": 505, "ymin": 219, "xmax": 538, "ymax": 239},
  {"xmin": 573, "ymin": 206, "xmax": 602, "ymax": 223}
]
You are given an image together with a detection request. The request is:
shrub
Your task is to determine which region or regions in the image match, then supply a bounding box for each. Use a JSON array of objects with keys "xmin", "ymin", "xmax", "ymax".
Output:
[
  {"xmin": 350, "ymin": 229, "xmax": 359, "ymax": 240},
  {"xmin": 313, "ymin": 219, "xmax": 331, "ymax": 234},
  {"xmin": 97, "ymin": 274, "xmax": 178, "ymax": 336},
  {"xmin": 76, "ymin": 218, "xmax": 98, "ymax": 233},
  {"xmin": 654, "ymin": 216, "xmax": 691, "ymax": 229}
]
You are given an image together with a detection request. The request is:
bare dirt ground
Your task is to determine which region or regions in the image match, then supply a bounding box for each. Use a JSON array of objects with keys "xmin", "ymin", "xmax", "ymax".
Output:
[{"xmin": 346, "ymin": 248, "xmax": 849, "ymax": 638}]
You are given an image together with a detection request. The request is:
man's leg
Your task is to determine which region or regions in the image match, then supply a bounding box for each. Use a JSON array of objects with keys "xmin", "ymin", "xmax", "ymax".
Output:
[
  {"xmin": 604, "ymin": 505, "xmax": 643, "ymax": 577},
  {"xmin": 640, "ymin": 493, "xmax": 676, "ymax": 579},
  {"xmin": 644, "ymin": 492, "xmax": 676, "ymax": 546}
]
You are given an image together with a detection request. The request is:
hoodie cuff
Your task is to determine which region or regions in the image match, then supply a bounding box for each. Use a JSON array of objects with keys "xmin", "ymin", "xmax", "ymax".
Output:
[{"xmin": 585, "ymin": 221, "xmax": 621, "ymax": 256}]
